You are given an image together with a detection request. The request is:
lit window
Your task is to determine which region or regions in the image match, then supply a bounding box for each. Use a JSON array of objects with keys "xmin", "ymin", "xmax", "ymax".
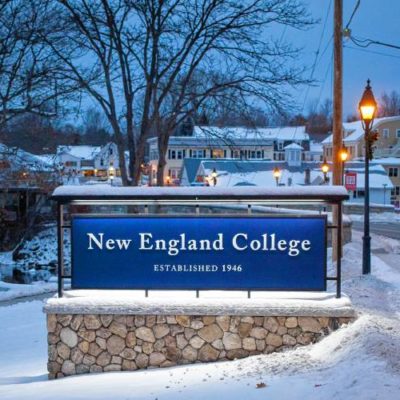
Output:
[{"xmin": 212, "ymin": 149, "xmax": 224, "ymax": 158}]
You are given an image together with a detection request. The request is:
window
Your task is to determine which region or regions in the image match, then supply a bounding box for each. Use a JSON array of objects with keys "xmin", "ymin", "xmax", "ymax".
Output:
[
  {"xmin": 150, "ymin": 150, "xmax": 159, "ymax": 160},
  {"xmin": 169, "ymin": 150, "xmax": 176, "ymax": 159},
  {"xmin": 232, "ymin": 150, "xmax": 240, "ymax": 159},
  {"xmin": 192, "ymin": 149, "xmax": 204, "ymax": 158},
  {"xmin": 168, "ymin": 168, "xmax": 180, "ymax": 180},
  {"xmin": 277, "ymin": 142, "xmax": 284, "ymax": 151},
  {"xmin": 389, "ymin": 167, "xmax": 399, "ymax": 177},
  {"xmin": 65, "ymin": 161, "xmax": 77, "ymax": 167},
  {"xmin": 177, "ymin": 150, "xmax": 183, "ymax": 159},
  {"xmin": 109, "ymin": 147, "xmax": 113, "ymax": 155},
  {"xmin": 397, "ymin": 129, "xmax": 400, "ymax": 138},
  {"xmin": 383, "ymin": 128, "xmax": 389, "ymax": 138},
  {"xmin": 211, "ymin": 149, "xmax": 224, "ymax": 158}
]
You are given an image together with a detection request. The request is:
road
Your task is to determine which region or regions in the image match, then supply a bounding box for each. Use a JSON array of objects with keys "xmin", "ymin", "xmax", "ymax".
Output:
[{"xmin": 352, "ymin": 220, "xmax": 400, "ymax": 240}]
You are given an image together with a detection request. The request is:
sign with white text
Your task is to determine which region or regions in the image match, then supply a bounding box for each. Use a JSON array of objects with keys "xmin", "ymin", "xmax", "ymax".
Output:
[
  {"xmin": 71, "ymin": 216, "xmax": 327, "ymax": 291},
  {"xmin": 345, "ymin": 172, "xmax": 357, "ymax": 191}
]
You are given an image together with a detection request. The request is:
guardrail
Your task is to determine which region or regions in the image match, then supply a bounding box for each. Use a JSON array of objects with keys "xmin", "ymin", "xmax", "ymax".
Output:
[{"xmin": 51, "ymin": 186, "xmax": 349, "ymax": 299}]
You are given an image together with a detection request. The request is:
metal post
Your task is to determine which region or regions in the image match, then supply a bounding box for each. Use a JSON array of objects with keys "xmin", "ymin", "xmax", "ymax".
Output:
[
  {"xmin": 57, "ymin": 203, "xmax": 64, "ymax": 298},
  {"xmin": 363, "ymin": 129, "xmax": 371, "ymax": 274},
  {"xmin": 336, "ymin": 201, "xmax": 342, "ymax": 298},
  {"xmin": 383, "ymin": 184, "xmax": 387, "ymax": 206}
]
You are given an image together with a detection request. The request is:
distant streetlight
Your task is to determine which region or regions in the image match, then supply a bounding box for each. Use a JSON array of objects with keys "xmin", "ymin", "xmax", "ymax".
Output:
[
  {"xmin": 383, "ymin": 183, "xmax": 388, "ymax": 206},
  {"xmin": 359, "ymin": 79, "xmax": 378, "ymax": 275},
  {"xmin": 273, "ymin": 167, "xmax": 281, "ymax": 186},
  {"xmin": 211, "ymin": 168, "xmax": 217, "ymax": 186},
  {"xmin": 339, "ymin": 145, "xmax": 348, "ymax": 185},
  {"xmin": 108, "ymin": 163, "xmax": 115, "ymax": 186},
  {"xmin": 321, "ymin": 158, "xmax": 330, "ymax": 184}
]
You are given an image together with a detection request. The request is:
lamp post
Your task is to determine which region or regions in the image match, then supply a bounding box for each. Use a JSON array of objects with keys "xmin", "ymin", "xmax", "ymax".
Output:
[
  {"xmin": 383, "ymin": 183, "xmax": 388, "ymax": 206},
  {"xmin": 211, "ymin": 168, "xmax": 217, "ymax": 186},
  {"xmin": 339, "ymin": 145, "xmax": 348, "ymax": 185},
  {"xmin": 273, "ymin": 167, "xmax": 281, "ymax": 186},
  {"xmin": 359, "ymin": 79, "xmax": 378, "ymax": 275},
  {"xmin": 321, "ymin": 158, "xmax": 330, "ymax": 184},
  {"xmin": 108, "ymin": 163, "xmax": 115, "ymax": 186}
]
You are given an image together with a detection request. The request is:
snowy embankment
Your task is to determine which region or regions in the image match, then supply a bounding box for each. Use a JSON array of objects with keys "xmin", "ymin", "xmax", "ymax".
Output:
[
  {"xmin": 0, "ymin": 225, "xmax": 69, "ymax": 301},
  {"xmin": 0, "ymin": 230, "xmax": 400, "ymax": 399}
]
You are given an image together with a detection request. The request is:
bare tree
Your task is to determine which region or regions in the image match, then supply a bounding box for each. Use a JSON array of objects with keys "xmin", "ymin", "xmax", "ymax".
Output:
[
  {"xmin": 48, "ymin": 0, "xmax": 313, "ymax": 185},
  {"xmin": 0, "ymin": 0, "xmax": 77, "ymax": 127},
  {"xmin": 378, "ymin": 91, "xmax": 400, "ymax": 117}
]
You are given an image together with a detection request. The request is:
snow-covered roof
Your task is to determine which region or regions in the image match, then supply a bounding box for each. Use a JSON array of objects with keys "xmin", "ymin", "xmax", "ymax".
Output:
[
  {"xmin": 198, "ymin": 160, "xmax": 392, "ymax": 190},
  {"xmin": 148, "ymin": 126, "xmax": 309, "ymax": 147},
  {"xmin": 372, "ymin": 157, "xmax": 400, "ymax": 166},
  {"xmin": 284, "ymin": 143, "xmax": 303, "ymax": 150},
  {"xmin": 309, "ymin": 141, "xmax": 323, "ymax": 153},
  {"xmin": 322, "ymin": 116, "xmax": 400, "ymax": 145},
  {"xmin": 193, "ymin": 126, "xmax": 309, "ymax": 141},
  {"xmin": 56, "ymin": 145, "xmax": 101, "ymax": 160},
  {"xmin": 0, "ymin": 144, "xmax": 55, "ymax": 172}
]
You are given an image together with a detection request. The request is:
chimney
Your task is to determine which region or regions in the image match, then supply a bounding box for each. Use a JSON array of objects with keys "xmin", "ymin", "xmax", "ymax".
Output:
[{"xmin": 305, "ymin": 168, "xmax": 311, "ymax": 185}]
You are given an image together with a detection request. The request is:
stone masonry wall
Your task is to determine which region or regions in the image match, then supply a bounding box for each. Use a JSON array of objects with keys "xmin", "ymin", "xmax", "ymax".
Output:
[{"xmin": 47, "ymin": 314, "xmax": 353, "ymax": 379}]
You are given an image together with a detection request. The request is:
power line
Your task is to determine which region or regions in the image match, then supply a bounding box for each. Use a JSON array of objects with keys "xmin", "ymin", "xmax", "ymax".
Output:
[
  {"xmin": 344, "ymin": 44, "xmax": 400, "ymax": 59},
  {"xmin": 345, "ymin": 0, "xmax": 361, "ymax": 30},
  {"xmin": 349, "ymin": 35, "xmax": 400, "ymax": 51}
]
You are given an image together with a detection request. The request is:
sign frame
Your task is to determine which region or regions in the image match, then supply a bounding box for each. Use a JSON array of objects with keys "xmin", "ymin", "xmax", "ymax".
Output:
[{"xmin": 70, "ymin": 214, "xmax": 328, "ymax": 292}]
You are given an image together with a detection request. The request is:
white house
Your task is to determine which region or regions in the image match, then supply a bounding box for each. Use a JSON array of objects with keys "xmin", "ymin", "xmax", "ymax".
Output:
[{"xmin": 55, "ymin": 143, "xmax": 119, "ymax": 181}]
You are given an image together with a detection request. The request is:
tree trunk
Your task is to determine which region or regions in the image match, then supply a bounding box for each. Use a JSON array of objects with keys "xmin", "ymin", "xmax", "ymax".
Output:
[{"xmin": 131, "ymin": 134, "xmax": 148, "ymax": 186}]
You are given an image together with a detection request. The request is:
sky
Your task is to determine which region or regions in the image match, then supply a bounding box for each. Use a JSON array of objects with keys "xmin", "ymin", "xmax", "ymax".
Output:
[
  {"xmin": 79, "ymin": 0, "xmax": 400, "ymax": 125},
  {"xmin": 285, "ymin": 0, "xmax": 400, "ymax": 118}
]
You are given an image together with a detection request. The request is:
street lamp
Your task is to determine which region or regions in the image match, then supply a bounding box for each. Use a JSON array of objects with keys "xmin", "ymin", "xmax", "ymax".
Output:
[
  {"xmin": 108, "ymin": 163, "xmax": 115, "ymax": 186},
  {"xmin": 339, "ymin": 146, "xmax": 348, "ymax": 185},
  {"xmin": 273, "ymin": 167, "xmax": 281, "ymax": 187},
  {"xmin": 211, "ymin": 168, "xmax": 217, "ymax": 186},
  {"xmin": 321, "ymin": 158, "xmax": 330, "ymax": 184},
  {"xmin": 359, "ymin": 79, "xmax": 378, "ymax": 275}
]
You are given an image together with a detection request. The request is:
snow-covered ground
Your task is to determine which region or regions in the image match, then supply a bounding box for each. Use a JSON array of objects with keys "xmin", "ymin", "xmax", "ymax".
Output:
[
  {"xmin": 0, "ymin": 230, "xmax": 399, "ymax": 399},
  {"xmin": 350, "ymin": 212, "xmax": 400, "ymax": 223}
]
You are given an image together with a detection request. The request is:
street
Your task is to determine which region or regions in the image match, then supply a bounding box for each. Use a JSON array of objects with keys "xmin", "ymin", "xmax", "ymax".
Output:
[{"xmin": 352, "ymin": 220, "xmax": 400, "ymax": 240}]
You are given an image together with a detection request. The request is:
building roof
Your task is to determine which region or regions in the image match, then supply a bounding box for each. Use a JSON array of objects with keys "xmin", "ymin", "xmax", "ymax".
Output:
[
  {"xmin": 181, "ymin": 158, "xmax": 204, "ymax": 184},
  {"xmin": 372, "ymin": 157, "xmax": 400, "ymax": 166},
  {"xmin": 322, "ymin": 116, "xmax": 400, "ymax": 145},
  {"xmin": 148, "ymin": 125, "xmax": 309, "ymax": 147},
  {"xmin": 0, "ymin": 143, "xmax": 54, "ymax": 172},
  {"xmin": 309, "ymin": 141, "xmax": 323, "ymax": 153},
  {"xmin": 195, "ymin": 159, "xmax": 392, "ymax": 190},
  {"xmin": 57, "ymin": 145, "xmax": 101, "ymax": 160}
]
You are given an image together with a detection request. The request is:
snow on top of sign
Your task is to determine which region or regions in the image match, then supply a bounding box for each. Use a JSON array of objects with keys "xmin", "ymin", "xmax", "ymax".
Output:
[
  {"xmin": 43, "ymin": 290, "xmax": 355, "ymax": 317},
  {"xmin": 52, "ymin": 184, "xmax": 349, "ymax": 198}
]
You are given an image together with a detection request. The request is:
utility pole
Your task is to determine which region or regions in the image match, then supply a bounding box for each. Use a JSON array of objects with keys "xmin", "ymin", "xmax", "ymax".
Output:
[{"xmin": 332, "ymin": 0, "xmax": 343, "ymax": 262}]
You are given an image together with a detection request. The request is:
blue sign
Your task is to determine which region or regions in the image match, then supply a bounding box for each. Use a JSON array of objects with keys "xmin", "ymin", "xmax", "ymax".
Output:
[{"xmin": 71, "ymin": 216, "xmax": 327, "ymax": 291}]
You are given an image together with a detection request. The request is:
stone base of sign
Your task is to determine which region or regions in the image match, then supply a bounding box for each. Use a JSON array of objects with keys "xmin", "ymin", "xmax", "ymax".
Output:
[{"xmin": 44, "ymin": 291, "xmax": 355, "ymax": 379}]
